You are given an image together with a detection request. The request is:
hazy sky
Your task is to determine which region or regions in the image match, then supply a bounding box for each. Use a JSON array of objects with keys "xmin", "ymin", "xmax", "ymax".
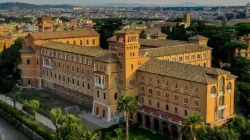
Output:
[{"xmin": 0, "ymin": 0, "xmax": 249, "ymax": 6}]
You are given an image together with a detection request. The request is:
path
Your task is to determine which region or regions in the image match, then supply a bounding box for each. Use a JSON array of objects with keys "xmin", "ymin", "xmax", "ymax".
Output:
[
  {"xmin": 0, "ymin": 95, "xmax": 56, "ymax": 131},
  {"xmin": 0, "ymin": 117, "xmax": 28, "ymax": 140},
  {"xmin": 78, "ymin": 111, "xmax": 117, "ymax": 130}
]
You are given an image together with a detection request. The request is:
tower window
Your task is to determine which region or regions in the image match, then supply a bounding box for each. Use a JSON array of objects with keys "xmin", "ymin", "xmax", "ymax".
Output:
[{"xmin": 27, "ymin": 59, "xmax": 30, "ymax": 65}]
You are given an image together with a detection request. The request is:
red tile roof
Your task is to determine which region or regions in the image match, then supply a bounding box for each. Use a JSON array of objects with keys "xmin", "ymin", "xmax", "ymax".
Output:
[{"xmin": 138, "ymin": 105, "xmax": 185, "ymax": 124}]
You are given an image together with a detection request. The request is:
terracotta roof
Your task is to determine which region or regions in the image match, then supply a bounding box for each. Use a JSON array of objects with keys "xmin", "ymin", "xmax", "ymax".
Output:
[
  {"xmin": 139, "ymin": 44, "xmax": 212, "ymax": 57},
  {"xmin": 138, "ymin": 59, "xmax": 236, "ymax": 84},
  {"xmin": 28, "ymin": 29, "xmax": 99, "ymax": 40},
  {"xmin": 41, "ymin": 41, "xmax": 107, "ymax": 57},
  {"xmin": 107, "ymin": 36, "xmax": 188, "ymax": 47},
  {"xmin": 20, "ymin": 46, "xmax": 35, "ymax": 53},
  {"xmin": 116, "ymin": 29, "xmax": 140, "ymax": 34},
  {"xmin": 189, "ymin": 35, "xmax": 208, "ymax": 40},
  {"xmin": 95, "ymin": 51, "xmax": 120, "ymax": 63},
  {"xmin": 138, "ymin": 105, "xmax": 184, "ymax": 125},
  {"xmin": 150, "ymin": 31, "xmax": 167, "ymax": 38}
]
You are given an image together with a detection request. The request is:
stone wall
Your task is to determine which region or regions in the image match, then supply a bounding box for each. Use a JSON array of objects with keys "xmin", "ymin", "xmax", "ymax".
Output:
[{"xmin": 0, "ymin": 109, "xmax": 45, "ymax": 140}]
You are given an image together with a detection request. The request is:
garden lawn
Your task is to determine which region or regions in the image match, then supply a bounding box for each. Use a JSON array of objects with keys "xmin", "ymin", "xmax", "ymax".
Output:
[{"xmin": 129, "ymin": 127, "xmax": 168, "ymax": 140}]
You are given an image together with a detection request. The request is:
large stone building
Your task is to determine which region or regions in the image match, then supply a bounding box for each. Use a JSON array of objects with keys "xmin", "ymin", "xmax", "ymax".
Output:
[{"xmin": 20, "ymin": 29, "xmax": 236, "ymax": 140}]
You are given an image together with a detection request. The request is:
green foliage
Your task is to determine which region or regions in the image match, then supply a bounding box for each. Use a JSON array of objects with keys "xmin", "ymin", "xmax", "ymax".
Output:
[
  {"xmin": 228, "ymin": 116, "xmax": 250, "ymax": 140},
  {"xmin": 172, "ymin": 17, "xmax": 184, "ymax": 22},
  {"xmin": 117, "ymin": 95, "xmax": 137, "ymax": 140},
  {"xmin": 114, "ymin": 125, "xmax": 125, "ymax": 140},
  {"xmin": 23, "ymin": 99, "xmax": 40, "ymax": 117},
  {"xmin": 140, "ymin": 30, "xmax": 147, "ymax": 39},
  {"xmin": 49, "ymin": 109, "xmax": 99, "ymax": 140},
  {"xmin": 200, "ymin": 126, "xmax": 239, "ymax": 140},
  {"xmin": 224, "ymin": 41, "xmax": 248, "ymax": 56},
  {"xmin": 0, "ymin": 101, "xmax": 53, "ymax": 140},
  {"xmin": 182, "ymin": 114, "xmax": 206, "ymax": 140},
  {"xmin": 94, "ymin": 19, "xmax": 123, "ymax": 49},
  {"xmin": 82, "ymin": 131, "xmax": 101, "ymax": 140},
  {"xmin": 161, "ymin": 26, "xmax": 171, "ymax": 39},
  {"xmin": 117, "ymin": 95, "xmax": 137, "ymax": 114},
  {"xmin": 236, "ymin": 23, "xmax": 250, "ymax": 36},
  {"xmin": 0, "ymin": 38, "xmax": 23, "ymax": 93}
]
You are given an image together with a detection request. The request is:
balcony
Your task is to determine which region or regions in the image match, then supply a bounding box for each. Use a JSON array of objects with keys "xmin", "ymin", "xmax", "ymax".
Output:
[
  {"xmin": 218, "ymin": 105, "xmax": 227, "ymax": 110},
  {"xmin": 95, "ymin": 83, "xmax": 105, "ymax": 89}
]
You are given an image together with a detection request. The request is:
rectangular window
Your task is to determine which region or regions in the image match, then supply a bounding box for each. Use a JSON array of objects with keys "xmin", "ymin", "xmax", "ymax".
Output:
[
  {"xmin": 194, "ymin": 101, "xmax": 199, "ymax": 107},
  {"xmin": 149, "ymin": 89, "xmax": 153, "ymax": 95},
  {"xmin": 157, "ymin": 91, "xmax": 161, "ymax": 97},
  {"xmin": 184, "ymin": 98, "xmax": 188, "ymax": 104},
  {"xmin": 191, "ymin": 55, "xmax": 195, "ymax": 60},
  {"xmin": 185, "ymin": 56, "xmax": 189, "ymax": 61},
  {"xmin": 166, "ymin": 93, "xmax": 169, "ymax": 99},
  {"xmin": 178, "ymin": 57, "xmax": 183, "ymax": 61},
  {"xmin": 174, "ymin": 95, "xmax": 178, "ymax": 102},
  {"xmin": 197, "ymin": 54, "xmax": 201, "ymax": 60}
]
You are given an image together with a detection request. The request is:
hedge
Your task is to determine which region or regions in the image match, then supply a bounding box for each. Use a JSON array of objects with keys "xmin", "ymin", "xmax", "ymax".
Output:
[{"xmin": 0, "ymin": 101, "xmax": 54, "ymax": 140}]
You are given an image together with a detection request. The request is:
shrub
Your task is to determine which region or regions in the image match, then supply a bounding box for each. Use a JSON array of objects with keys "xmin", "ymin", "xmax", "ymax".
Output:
[{"xmin": 0, "ymin": 101, "xmax": 54, "ymax": 140}]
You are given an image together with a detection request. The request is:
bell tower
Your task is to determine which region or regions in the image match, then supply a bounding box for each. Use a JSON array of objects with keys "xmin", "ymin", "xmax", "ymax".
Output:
[
  {"xmin": 114, "ymin": 30, "xmax": 140, "ymax": 96},
  {"xmin": 184, "ymin": 12, "xmax": 191, "ymax": 27}
]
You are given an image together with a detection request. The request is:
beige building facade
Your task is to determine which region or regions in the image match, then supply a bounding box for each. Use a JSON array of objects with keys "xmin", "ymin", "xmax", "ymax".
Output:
[{"xmin": 20, "ymin": 29, "xmax": 236, "ymax": 140}]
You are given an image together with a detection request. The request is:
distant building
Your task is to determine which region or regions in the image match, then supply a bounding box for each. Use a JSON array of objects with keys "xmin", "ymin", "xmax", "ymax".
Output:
[
  {"xmin": 246, "ymin": 2, "xmax": 250, "ymax": 18},
  {"xmin": 37, "ymin": 16, "xmax": 53, "ymax": 32}
]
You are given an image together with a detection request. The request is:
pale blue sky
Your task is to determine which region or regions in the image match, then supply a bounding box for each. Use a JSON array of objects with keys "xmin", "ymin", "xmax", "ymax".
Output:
[{"xmin": 0, "ymin": 0, "xmax": 249, "ymax": 6}]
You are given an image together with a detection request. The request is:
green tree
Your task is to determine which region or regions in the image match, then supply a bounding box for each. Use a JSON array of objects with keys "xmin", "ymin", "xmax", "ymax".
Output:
[
  {"xmin": 12, "ymin": 91, "xmax": 20, "ymax": 109},
  {"xmin": 140, "ymin": 30, "xmax": 147, "ymax": 39},
  {"xmin": 172, "ymin": 26, "xmax": 177, "ymax": 40},
  {"xmin": 57, "ymin": 114, "xmax": 83, "ymax": 140},
  {"xmin": 117, "ymin": 95, "xmax": 137, "ymax": 140},
  {"xmin": 236, "ymin": 23, "xmax": 250, "ymax": 36},
  {"xmin": 182, "ymin": 114, "xmax": 206, "ymax": 140},
  {"xmin": 50, "ymin": 108, "xmax": 62, "ymax": 139},
  {"xmin": 224, "ymin": 41, "xmax": 248, "ymax": 56},
  {"xmin": 23, "ymin": 99, "xmax": 40, "ymax": 117},
  {"xmin": 82, "ymin": 131, "xmax": 100, "ymax": 140},
  {"xmin": 161, "ymin": 26, "xmax": 172, "ymax": 39},
  {"xmin": 115, "ymin": 125, "xmax": 125, "ymax": 140}
]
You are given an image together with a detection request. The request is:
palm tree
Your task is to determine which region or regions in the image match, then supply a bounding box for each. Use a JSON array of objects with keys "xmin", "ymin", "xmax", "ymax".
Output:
[
  {"xmin": 117, "ymin": 95, "xmax": 137, "ymax": 140},
  {"xmin": 182, "ymin": 114, "xmax": 206, "ymax": 140}
]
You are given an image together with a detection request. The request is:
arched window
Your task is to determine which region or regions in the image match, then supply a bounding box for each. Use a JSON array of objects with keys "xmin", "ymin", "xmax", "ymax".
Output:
[
  {"xmin": 27, "ymin": 59, "xmax": 30, "ymax": 65},
  {"xmin": 175, "ymin": 107, "xmax": 178, "ymax": 114},
  {"xmin": 195, "ymin": 88, "xmax": 198, "ymax": 95},
  {"xmin": 141, "ymin": 76, "xmax": 144, "ymax": 81},
  {"xmin": 219, "ymin": 77, "xmax": 225, "ymax": 93},
  {"xmin": 175, "ymin": 83, "xmax": 178, "ymax": 89},
  {"xmin": 184, "ymin": 110, "xmax": 187, "ymax": 116},
  {"xmin": 82, "ymin": 82, "xmax": 85, "ymax": 87},
  {"xmin": 185, "ymin": 86, "xmax": 188, "ymax": 92},
  {"xmin": 97, "ymin": 91, "xmax": 99, "ymax": 97},
  {"xmin": 166, "ymin": 104, "xmax": 169, "ymax": 111},
  {"xmin": 72, "ymin": 79, "xmax": 74, "ymax": 84},
  {"xmin": 86, "ymin": 40, "xmax": 89, "ymax": 45},
  {"xmin": 68, "ymin": 77, "xmax": 70, "ymax": 83},
  {"xmin": 77, "ymin": 80, "xmax": 79, "ymax": 86},
  {"xmin": 103, "ymin": 93, "xmax": 106, "ymax": 100},
  {"xmin": 92, "ymin": 39, "xmax": 95, "ymax": 45},
  {"xmin": 131, "ymin": 64, "xmax": 133, "ymax": 70},
  {"xmin": 211, "ymin": 86, "xmax": 216, "ymax": 94},
  {"xmin": 166, "ymin": 81, "xmax": 169, "ymax": 88},
  {"xmin": 141, "ymin": 97, "xmax": 144, "ymax": 103},
  {"xmin": 157, "ymin": 102, "xmax": 160, "ymax": 108},
  {"xmin": 157, "ymin": 80, "xmax": 160, "ymax": 86},
  {"xmin": 88, "ymin": 83, "xmax": 90, "ymax": 89},
  {"xmin": 149, "ymin": 99, "xmax": 152, "ymax": 105},
  {"xmin": 114, "ymin": 93, "xmax": 118, "ymax": 100},
  {"xmin": 59, "ymin": 75, "xmax": 61, "ymax": 80},
  {"xmin": 227, "ymin": 82, "xmax": 232, "ymax": 91}
]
